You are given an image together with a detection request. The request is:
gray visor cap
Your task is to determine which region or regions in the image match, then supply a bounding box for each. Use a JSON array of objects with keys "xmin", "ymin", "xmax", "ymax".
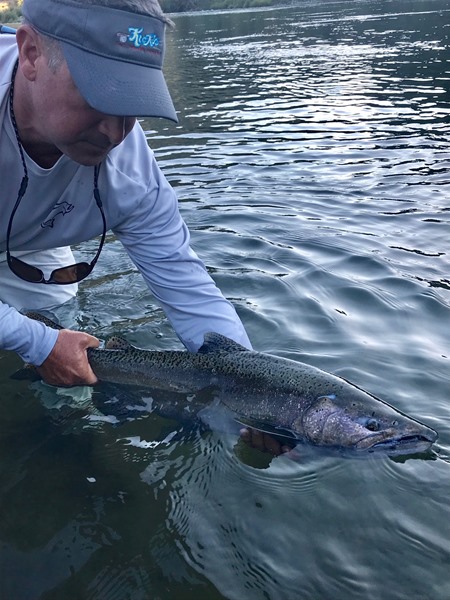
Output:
[{"xmin": 22, "ymin": 0, "xmax": 178, "ymax": 121}]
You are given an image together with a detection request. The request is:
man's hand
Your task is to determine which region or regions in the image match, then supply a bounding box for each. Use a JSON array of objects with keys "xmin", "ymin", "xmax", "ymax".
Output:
[
  {"xmin": 37, "ymin": 329, "xmax": 100, "ymax": 387},
  {"xmin": 239, "ymin": 428, "xmax": 293, "ymax": 456}
]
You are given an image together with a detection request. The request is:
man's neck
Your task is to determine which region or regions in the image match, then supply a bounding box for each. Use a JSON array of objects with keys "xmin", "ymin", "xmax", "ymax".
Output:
[{"xmin": 18, "ymin": 137, "xmax": 63, "ymax": 169}]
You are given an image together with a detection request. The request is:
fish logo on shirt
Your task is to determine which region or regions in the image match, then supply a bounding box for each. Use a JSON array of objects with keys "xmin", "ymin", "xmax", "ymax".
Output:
[{"xmin": 41, "ymin": 202, "xmax": 74, "ymax": 228}]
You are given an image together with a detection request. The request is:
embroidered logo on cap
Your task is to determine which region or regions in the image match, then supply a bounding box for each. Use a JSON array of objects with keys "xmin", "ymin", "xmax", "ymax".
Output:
[{"xmin": 117, "ymin": 27, "xmax": 160, "ymax": 53}]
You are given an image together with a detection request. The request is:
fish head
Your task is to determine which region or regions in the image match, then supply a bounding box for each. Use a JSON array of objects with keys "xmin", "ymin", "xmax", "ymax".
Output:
[{"xmin": 295, "ymin": 392, "xmax": 438, "ymax": 455}]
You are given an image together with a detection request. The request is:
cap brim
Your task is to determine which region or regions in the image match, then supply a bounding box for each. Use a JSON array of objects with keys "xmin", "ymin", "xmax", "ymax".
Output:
[{"xmin": 61, "ymin": 42, "xmax": 178, "ymax": 122}]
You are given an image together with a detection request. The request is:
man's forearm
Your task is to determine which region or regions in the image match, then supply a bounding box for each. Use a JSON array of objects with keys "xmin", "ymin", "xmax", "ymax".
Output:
[{"xmin": 0, "ymin": 303, "xmax": 59, "ymax": 365}]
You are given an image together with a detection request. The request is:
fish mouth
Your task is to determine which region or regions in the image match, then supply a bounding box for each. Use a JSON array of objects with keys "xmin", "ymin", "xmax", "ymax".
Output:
[{"xmin": 356, "ymin": 431, "xmax": 437, "ymax": 454}]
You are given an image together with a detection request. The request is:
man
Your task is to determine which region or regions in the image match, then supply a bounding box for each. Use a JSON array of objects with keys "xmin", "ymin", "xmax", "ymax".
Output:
[
  {"xmin": 0, "ymin": 0, "xmax": 252, "ymax": 386},
  {"xmin": 1, "ymin": 0, "xmax": 287, "ymax": 456}
]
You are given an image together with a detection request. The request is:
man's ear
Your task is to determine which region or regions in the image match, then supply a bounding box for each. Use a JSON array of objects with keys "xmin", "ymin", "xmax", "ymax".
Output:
[{"xmin": 15, "ymin": 25, "xmax": 44, "ymax": 82}]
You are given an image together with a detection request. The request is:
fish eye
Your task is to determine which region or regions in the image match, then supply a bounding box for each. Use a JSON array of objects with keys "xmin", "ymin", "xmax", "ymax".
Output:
[
  {"xmin": 392, "ymin": 420, "xmax": 399, "ymax": 427},
  {"xmin": 366, "ymin": 418, "xmax": 380, "ymax": 432}
]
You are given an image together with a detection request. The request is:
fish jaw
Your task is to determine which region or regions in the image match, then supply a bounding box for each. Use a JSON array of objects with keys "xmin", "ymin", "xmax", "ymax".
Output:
[
  {"xmin": 296, "ymin": 394, "xmax": 438, "ymax": 455},
  {"xmin": 353, "ymin": 424, "xmax": 438, "ymax": 454}
]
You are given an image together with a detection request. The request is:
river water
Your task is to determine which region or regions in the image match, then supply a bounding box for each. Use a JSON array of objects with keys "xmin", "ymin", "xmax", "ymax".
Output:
[{"xmin": 1, "ymin": 1, "xmax": 449, "ymax": 598}]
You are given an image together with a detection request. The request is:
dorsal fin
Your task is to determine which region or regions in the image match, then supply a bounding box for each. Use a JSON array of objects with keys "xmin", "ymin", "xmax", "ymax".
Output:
[
  {"xmin": 24, "ymin": 311, "xmax": 63, "ymax": 330},
  {"xmin": 198, "ymin": 332, "xmax": 250, "ymax": 354},
  {"xmin": 104, "ymin": 336, "xmax": 133, "ymax": 350}
]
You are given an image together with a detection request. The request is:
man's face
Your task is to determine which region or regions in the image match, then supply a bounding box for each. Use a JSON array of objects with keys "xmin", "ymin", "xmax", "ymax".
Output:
[{"xmin": 32, "ymin": 57, "xmax": 136, "ymax": 166}]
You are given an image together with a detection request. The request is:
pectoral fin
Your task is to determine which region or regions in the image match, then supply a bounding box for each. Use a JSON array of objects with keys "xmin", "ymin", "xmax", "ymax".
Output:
[{"xmin": 234, "ymin": 416, "xmax": 297, "ymax": 442}]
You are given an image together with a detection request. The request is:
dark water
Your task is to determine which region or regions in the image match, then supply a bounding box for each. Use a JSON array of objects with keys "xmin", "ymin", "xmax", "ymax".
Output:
[{"xmin": 1, "ymin": 1, "xmax": 450, "ymax": 598}]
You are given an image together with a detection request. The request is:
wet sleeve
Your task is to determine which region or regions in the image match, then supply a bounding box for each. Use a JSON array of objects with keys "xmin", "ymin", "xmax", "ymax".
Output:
[
  {"xmin": 0, "ymin": 302, "xmax": 59, "ymax": 365},
  {"xmin": 113, "ymin": 157, "xmax": 252, "ymax": 352}
]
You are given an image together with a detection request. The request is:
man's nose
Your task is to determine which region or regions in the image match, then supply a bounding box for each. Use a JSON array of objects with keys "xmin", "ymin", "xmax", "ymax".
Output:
[{"xmin": 99, "ymin": 116, "xmax": 135, "ymax": 146}]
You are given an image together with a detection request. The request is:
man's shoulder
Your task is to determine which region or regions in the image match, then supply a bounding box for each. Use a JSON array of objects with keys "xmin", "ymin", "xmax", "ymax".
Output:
[
  {"xmin": 106, "ymin": 122, "xmax": 158, "ymax": 180},
  {"xmin": 0, "ymin": 33, "xmax": 18, "ymax": 80},
  {"xmin": 0, "ymin": 34, "xmax": 18, "ymax": 108}
]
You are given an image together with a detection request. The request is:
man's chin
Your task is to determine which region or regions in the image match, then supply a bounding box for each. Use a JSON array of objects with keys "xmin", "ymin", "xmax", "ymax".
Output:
[
  {"xmin": 65, "ymin": 143, "xmax": 112, "ymax": 166},
  {"xmin": 69, "ymin": 151, "xmax": 109, "ymax": 167}
]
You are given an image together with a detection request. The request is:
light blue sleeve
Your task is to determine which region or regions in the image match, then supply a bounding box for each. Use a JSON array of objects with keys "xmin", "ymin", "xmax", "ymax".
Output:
[
  {"xmin": 110, "ymin": 145, "xmax": 252, "ymax": 352},
  {"xmin": 0, "ymin": 302, "xmax": 59, "ymax": 365}
]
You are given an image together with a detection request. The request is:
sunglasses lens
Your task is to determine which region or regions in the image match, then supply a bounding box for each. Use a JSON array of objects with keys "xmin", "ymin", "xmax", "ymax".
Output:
[
  {"xmin": 9, "ymin": 255, "xmax": 44, "ymax": 283},
  {"xmin": 50, "ymin": 262, "xmax": 92, "ymax": 284}
]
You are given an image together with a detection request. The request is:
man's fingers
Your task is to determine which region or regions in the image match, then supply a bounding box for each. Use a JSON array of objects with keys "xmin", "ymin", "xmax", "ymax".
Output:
[
  {"xmin": 239, "ymin": 427, "xmax": 283, "ymax": 456},
  {"xmin": 239, "ymin": 428, "xmax": 251, "ymax": 443},
  {"xmin": 263, "ymin": 433, "xmax": 283, "ymax": 456},
  {"xmin": 250, "ymin": 429, "xmax": 266, "ymax": 452}
]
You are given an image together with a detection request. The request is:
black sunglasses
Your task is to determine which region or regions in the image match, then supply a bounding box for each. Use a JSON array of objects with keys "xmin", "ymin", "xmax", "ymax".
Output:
[
  {"xmin": 6, "ymin": 166, "xmax": 106, "ymax": 285},
  {"xmin": 7, "ymin": 59, "xmax": 106, "ymax": 285}
]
